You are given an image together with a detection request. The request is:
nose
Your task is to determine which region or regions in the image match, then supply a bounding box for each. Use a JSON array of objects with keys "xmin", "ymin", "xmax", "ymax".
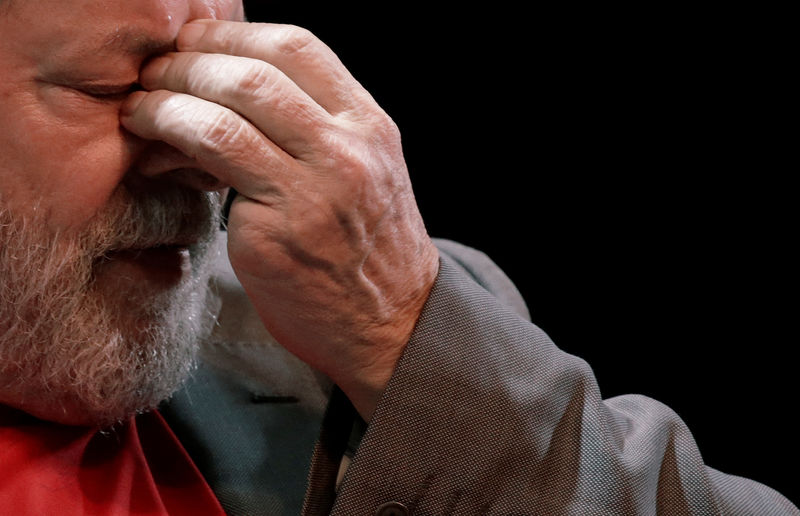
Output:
[{"xmin": 129, "ymin": 140, "xmax": 228, "ymax": 191}]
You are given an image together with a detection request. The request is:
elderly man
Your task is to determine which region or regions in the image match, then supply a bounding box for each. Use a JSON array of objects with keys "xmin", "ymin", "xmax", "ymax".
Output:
[{"xmin": 0, "ymin": 0, "xmax": 796, "ymax": 514}]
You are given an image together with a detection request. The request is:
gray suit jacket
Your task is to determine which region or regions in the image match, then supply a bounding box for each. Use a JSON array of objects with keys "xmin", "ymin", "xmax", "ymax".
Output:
[{"xmin": 160, "ymin": 238, "xmax": 798, "ymax": 515}]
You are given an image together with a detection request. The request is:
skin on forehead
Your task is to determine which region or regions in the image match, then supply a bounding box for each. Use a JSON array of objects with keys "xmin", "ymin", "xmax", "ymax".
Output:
[{"xmin": 2, "ymin": 0, "xmax": 242, "ymax": 76}]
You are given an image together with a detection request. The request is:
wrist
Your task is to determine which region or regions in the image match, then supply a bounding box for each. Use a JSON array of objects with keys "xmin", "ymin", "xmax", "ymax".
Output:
[{"xmin": 335, "ymin": 245, "xmax": 439, "ymax": 421}]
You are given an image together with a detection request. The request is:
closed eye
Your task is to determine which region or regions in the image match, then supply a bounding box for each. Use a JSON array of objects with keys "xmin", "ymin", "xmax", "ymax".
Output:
[{"xmin": 78, "ymin": 82, "xmax": 143, "ymax": 100}]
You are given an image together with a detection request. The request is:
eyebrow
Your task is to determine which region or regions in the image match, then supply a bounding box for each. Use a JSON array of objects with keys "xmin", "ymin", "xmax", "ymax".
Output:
[{"xmin": 100, "ymin": 27, "xmax": 176, "ymax": 56}]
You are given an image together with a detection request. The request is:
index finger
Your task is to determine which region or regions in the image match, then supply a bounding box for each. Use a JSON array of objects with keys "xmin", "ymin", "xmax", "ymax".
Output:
[
  {"xmin": 177, "ymin": 20, "xmax": 370, "ymax": 117},
  {"xmin": 121, "ymin": 89, "xmax": 292, "ymax": 205}
]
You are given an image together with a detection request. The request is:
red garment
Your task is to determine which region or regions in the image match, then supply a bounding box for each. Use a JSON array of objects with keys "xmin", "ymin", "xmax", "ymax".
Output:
[{"xmin": 0, "ymin": 405, "xmax": 226, "ymax": 515}]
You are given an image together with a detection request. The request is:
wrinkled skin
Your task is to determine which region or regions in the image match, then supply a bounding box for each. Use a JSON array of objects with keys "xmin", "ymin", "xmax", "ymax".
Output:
[
  {"xmin": 0, "ymin": 0, "xmax": 438, "ymax": 422},
  {"xmin": 122, "ymin": 19, "xmax": 441, "ymax": 419}
]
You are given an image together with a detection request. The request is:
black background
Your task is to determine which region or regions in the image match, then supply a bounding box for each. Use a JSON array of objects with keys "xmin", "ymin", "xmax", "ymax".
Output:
[{"xmin": 242, "ymin": 2, "xmax": 796, "ymax": 505}]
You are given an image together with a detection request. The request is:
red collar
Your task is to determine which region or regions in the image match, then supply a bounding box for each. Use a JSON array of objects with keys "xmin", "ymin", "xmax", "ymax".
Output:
[{"xmin": 0, "ymin": 406, "xmax": 226, "ymax": 515}]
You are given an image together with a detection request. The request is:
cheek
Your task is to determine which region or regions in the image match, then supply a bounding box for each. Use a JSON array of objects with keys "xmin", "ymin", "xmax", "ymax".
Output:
[{"xmin": 0, "ymin": 90, "xmax": 138, "ymax": 230}]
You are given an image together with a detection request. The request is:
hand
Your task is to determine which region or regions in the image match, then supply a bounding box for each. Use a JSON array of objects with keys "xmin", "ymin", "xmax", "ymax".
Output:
[{"xmin": 120, "ymin": 20, "xmax": 439, "ymax": 420}]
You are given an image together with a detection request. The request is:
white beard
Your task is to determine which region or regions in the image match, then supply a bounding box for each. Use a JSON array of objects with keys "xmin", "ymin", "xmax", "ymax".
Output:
[{"xmin": 0, "ymin": 187, "xmax": 223, "ymax": 427}]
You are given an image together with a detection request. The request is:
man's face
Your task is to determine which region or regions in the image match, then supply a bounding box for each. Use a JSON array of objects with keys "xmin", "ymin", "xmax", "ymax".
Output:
[{"xmin": 0, "ymin": 0, "xmax": 244, "ymax": 426}]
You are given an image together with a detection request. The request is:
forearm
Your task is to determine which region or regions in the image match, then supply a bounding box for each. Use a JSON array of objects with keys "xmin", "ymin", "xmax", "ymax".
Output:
[{"xmin": 312, "ymin": 253, "xmax": 798, "ymax": 515}]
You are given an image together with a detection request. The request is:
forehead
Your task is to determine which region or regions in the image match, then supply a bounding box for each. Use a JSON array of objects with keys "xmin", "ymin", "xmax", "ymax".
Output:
[{"xmin": 1, "ymin": 0, "xmax": 242, "ymax": 66}]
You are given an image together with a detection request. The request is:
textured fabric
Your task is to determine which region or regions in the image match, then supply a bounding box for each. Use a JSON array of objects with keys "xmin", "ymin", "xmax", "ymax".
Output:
[
  {"xmin": 432, "ymin": 239, "xmax": 531, "ymax": 322},
  {"xmin": 301, "ymin": 388, "xmax": 357, "ymax": 515},
  {"xmin": 159, "ymin": 361, "xmax": 327, "ymax": 516},
  {"xmin": 159, "ymin": 230, "xmax": 331, "ymax": 515},
  {"xmin": 302, "ymin": 250, "xmax": 799, "ymax": 515},
  {"xmin": 152, "ymin": 235, "xmax": 797, "ymax": 514},
  {"xmin": 0, "ymin": 406, "xmax": 225, "ymax": 515}
]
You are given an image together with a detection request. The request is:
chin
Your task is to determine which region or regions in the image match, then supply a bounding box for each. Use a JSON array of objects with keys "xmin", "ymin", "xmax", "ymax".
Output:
[
  {"xmin": 0, "ymin": 190, "xmax": 224, "ymax": 427},
  {"xmin": 0, "ymin": 394, "xmax": 144, "ymax": 428},
  {"xmin": 0, "ymin": 327, "xmax": 201, "ymax": 429},
  {"xmin": 0, "ymin": 241, "xmax": 220, "ymax": 428}
]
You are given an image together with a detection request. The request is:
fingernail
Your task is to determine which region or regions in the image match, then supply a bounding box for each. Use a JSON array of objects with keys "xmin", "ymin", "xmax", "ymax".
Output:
[
  {"xmin": 120, "ymin": 91, "xmax": 146, "ymax": 118},
  {"xmin": 178, "ymin": 20, "xmax": 209, "ymax": 49}
]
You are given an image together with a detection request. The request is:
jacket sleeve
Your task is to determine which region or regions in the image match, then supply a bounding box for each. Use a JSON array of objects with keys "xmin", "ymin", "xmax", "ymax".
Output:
[{"xmin": 302, "ymin": 240, "xmax": 798, "ymax": 515}]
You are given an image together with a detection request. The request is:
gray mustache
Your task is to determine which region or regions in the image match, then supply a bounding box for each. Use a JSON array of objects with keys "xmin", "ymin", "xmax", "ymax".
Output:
[{"xmin": 94, "ymin": 188, "xmax": 222, "ymax": 254}]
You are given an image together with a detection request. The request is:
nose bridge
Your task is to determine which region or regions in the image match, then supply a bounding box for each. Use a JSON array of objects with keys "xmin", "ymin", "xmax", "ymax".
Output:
[
  {"xmin": 137, "ymin": 0, "xmax": 229, "ymax": 34},
  {"xmin": 139, "ymin": 0, "xmax": 242, "ymax": 47},
  {"xmin": 135, "ymin": 0, "xmax": 189, "ymax": 38},
  {"xmin": 124, "ymin": 0, "xmax": 242, "ymax": 192}
]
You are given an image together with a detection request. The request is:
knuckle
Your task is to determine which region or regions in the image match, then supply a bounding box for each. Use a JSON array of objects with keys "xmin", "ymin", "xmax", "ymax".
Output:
[
  {"xmin": 339, "ymin": 150, "xmax": 380, "ymax": 198},
  {"xmin": 374, "ymin": 112, "xmax": 402, "ymax": 143},
  {"xmin": 324, "ymin": 137, "xmax": 370, "ymax": 177},
  {"xmin": 342, "ymin": 107, "xmax": 402, "ymax": 148},
  {"xmin": 196, "ymin": 110, "xmax": 246, "ymax": 155},
  {"xmin": 348, "ymin": 111, "xmax": 403, "ymax": 157},
  {"xmin": 211, "ymin": 23, "xmax": 240, "ymax": 52},
  {"xmin": 273, "ymin": 25, "xmax": 318, "ymax": 56},
  {"xmin": 233, "ymin": 61, "xmax": 275, "ymax": 96}
]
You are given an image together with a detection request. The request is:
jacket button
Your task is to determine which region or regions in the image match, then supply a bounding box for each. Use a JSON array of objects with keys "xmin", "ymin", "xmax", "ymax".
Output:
[{"xmin": 375, "ymin": 501, "xmax": 410, "ymax": 516}]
